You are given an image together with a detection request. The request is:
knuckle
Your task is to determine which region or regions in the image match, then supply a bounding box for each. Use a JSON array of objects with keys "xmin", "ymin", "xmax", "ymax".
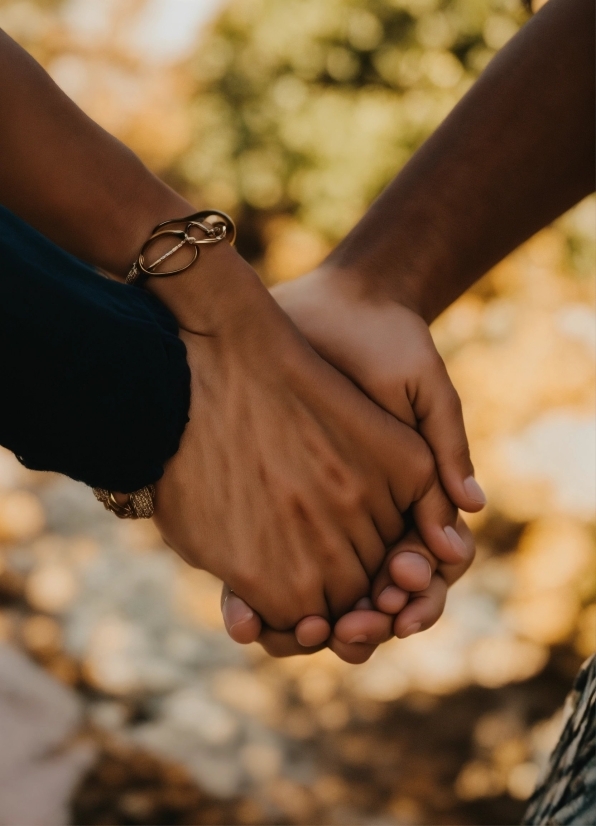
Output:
[
  {"xmin": 323, "ymin": 463, "xmax": 368, "ymax": 513},
  {"xmin": 340, "ymin": 478, "xmax": 367, "ymax": 512},
  {"xmin": 411, "ymin": 442, "xmax": 437, "ymax": 500},
  {"xmin": 317, "ymin": 534, "xmax": 347, "ymax": 567}
]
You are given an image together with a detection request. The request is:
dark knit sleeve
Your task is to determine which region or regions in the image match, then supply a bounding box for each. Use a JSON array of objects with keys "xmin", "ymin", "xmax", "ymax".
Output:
[{"xmin": 0, "ymin": 205, "xmax": 190, "ymax": 492}]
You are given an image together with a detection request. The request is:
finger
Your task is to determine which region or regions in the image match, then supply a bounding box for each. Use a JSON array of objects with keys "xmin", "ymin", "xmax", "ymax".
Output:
[
  {"xmin": 257, "ymin": 626, "xmax": 327, "ymax": 658},
  {"xmin": 322, "ymin": 545, "xmax": 371, "ymax": 620},
  {"xmin": 366, "ymin": 490, "xmax": 406, "ymax": 548},
  {"xmin": 394, "ymin": 575, "xmax": 448, "ymax": 638},
  {"xmin": 333, "ymin": 608, "xmax": 394, "ymax": 646},
  {"xmin": 232, "ymin": 560, "xmax": 330, "ymax": 632},
  {"xmin": 220, "ymin": 587, "xmax": 327, "ymax": 650},
  {"xmin": 414, "ymin": 356, "xmax": 486, "ymax": 514},
  {"xmin": 435, "ymin": 514, "xmax": 475, "ymax": 587},
  {"xmin": 381, "ymin": 425, "xmax": 464, "ymax": 566},
  {"xmin": 347, "ymin": 516, "xmax": 388, "ymax": 579},
  {"xmin": 221, "ymin": 585, "xmax": 262, "ymax": 644},
  {"xmin": 256, "ymin": 614, "xmax": 381, "ymax": 663},
  {"xmin": 256, "ymin": 623, "xmax": 377, "ymax": 663},
  {"xmin": 371, "ymin": 529, "xmax": 435, "ymax": 612},
  {"xmin": 372, "ymin": 516, "xmax": 475, "ymax": 613},
  {"xmin": 411, "ymin": 474, "xmax": 467, "ymax": 566},
  {"xmin": 295, "ymin": 615, "xmax": 332, "ymax": 647},
  {"xmin": 328, "ymin": 636, "xmax": 378, "ymax": 664}
]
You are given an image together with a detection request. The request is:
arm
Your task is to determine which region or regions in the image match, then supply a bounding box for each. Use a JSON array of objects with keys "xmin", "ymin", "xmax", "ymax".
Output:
[
  {"xmin": 320, "ymin": 0, "xmax": 595, "ymax": 322},
  {"xmin": 0, "ymin": 29, "xmax": 189, "ymax": 282}
]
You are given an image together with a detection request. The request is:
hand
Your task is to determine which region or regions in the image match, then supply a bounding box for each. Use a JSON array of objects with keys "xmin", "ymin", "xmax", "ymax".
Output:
[
  {"xmin": 220, "ymin": 515, "xmax": 475, "ymax": 663},
  {"xmin": 153, "ymin": 245, "xmax": 464, "ymax": 632},
  {"xmin": 272, "ymin": 266, "xmax": 486, "ymax": 514},
  {"xmin": 219, "ymin": 264, "xmax": 483, "ymax": 655}
]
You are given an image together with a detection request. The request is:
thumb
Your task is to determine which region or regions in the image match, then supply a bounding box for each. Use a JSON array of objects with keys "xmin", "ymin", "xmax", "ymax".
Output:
[
  {"xmin": 413, "ymin": 355, "xmax": 486, "ymax": 513},
  {"xmin": 221, "ymin": 585, "xmax": 262, "ymax": 644}
]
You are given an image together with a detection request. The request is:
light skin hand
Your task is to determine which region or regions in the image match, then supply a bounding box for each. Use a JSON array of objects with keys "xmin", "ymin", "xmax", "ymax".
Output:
[
  {"xmin": 272, "ymin": 268, "xmax": 486, "ymax": 514},
  {"xmin": 221, "ymin": 515, "xmax": 474, "ymax": 664}
]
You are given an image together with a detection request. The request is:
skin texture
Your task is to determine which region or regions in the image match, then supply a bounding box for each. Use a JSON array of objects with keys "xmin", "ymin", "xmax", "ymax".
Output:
[
  {"xmin": 221, "ymin": 516, "xmax": 475, "ymax": 663},
  {"xmin": 0, "ymin": 30, "xmax": 467, "ymax": 631},
  {"xmin": 220, "ymin": 0, "xmax": 595, "ymax": 658},
  {"xmin": 152, "ymin": 242, "xmax": 466, "ymax": 630},
  {"xmin": 322, "ymin": 0, "xmax": 595, "ymax": 324}
]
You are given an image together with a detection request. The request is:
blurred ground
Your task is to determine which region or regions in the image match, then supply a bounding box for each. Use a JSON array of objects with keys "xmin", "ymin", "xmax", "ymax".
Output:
[{"xmin": 0, "ymin": 0, "xmax": 594, "ymax": 824}]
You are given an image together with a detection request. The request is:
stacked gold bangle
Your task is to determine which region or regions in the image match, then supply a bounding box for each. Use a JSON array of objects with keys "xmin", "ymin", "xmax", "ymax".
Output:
[
  {"xmin": 94, "ymin": 208, "xmax": 236, "ymax": 519},
  {"xmin": 92, "ymin": 485, "xmax": 156, "ymax": 519}
]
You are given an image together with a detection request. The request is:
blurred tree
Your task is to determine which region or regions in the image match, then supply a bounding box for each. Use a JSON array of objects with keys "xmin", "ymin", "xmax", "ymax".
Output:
[{"xmin": 176, "ymin": 0, "xmax": 528, "ymax": 276}]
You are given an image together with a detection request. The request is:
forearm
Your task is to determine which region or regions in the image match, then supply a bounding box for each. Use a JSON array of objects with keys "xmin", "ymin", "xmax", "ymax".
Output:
[
  {"xmin": 0, "ymin": 29, "xmax": 245, "ymax": 332},
  {"xmin": 0, "ymin": 31, "xmax": 195, "ymax": 278},
  {"xmin": 324, "ymin": 0, "xmax": 594, "ymax": 323}
]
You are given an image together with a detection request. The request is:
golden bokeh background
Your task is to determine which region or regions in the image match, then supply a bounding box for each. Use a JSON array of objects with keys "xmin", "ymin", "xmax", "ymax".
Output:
[{"xmin": 0, "ymin": 1, "xmax": 593, "ymax": 824}]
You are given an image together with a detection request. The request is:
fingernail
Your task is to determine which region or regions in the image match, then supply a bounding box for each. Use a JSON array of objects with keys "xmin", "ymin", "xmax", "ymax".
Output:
[
  {"xmin": 347, "ymin": 634, "xmax": 368, "ymax": 644},
  {"xmin": 391, "ymin": 552, "xmax": 432, "ymax": 589},
  {"xmin": 222, "ymin": 594, "xmax": 253, "ymax": 631},
  {"xmin": 400, "ymin": 622, "xmax": 421, "ymax": 638},
  {"xmin": 378, "ymin": 585, "xmax": 407, "ymax": 613},
  {"xmin": 444, "ymin": 525, "xmax": 468, "ymax": 559},
  {"xmin": 463, "ymin": 476, "xmax": 486, "ymax": 506}
]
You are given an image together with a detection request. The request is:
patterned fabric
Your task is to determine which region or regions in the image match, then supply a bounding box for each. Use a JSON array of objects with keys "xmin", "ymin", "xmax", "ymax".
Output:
[{"xmin": 523, "ymin": 655, "xmax": 596, "ymax": 825}]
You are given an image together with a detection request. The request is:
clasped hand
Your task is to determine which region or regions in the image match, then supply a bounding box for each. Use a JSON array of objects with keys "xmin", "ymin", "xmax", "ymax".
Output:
[{"xmin": 153, "ymin": 245, "xmax": 483, "ymax": 663}]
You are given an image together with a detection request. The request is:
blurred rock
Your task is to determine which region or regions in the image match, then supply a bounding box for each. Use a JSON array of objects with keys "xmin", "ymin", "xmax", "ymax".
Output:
[
  {"xmin": 0, "ymin": 490, "xmax": 45, "ymax": 544},
  {"xmin": 26, "ymin": 563, "xmax": 79, "ymax": 613},
  {"xmin": 161, "ymin": 685, "xmax": 240, "ymax": 745},
  {"xmin": 0, "ymin": 643, "xmax": 95, "ymax": 826},
  {"xmin": 469, "ymin": 636, "xmax": 548, "ymax": 688}
]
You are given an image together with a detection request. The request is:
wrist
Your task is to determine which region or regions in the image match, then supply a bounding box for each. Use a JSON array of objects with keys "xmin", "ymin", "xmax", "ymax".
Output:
[
  {"xmin": 308, "ymin": 262, "xmax": 430, "ymax": 322},
  {"xmin": 145, "ymin": 241, "xmax": 265, "ymax": 335},
  {"xmin": 105, "ymin": 196, "xmax": 196, "ymax": 279}
]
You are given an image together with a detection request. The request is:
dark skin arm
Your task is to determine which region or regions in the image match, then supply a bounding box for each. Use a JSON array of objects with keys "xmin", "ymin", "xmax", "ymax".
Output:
[
  {"xmin": 0, "ymin": 29, "xmax": 189, "ymax": 279},
  {"xmin": 322, "ymin": 0, "xmax": 594, "ymax": 321}
]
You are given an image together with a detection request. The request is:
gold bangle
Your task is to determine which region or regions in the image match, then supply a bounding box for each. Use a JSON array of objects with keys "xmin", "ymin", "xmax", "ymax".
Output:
[
  {"xmin": 92, "ymin": 485, "xmax": 155, "ymax": 519},
  {"xmin": 126, "ymin": 209, "xmax": 236, "ymax": 286}
]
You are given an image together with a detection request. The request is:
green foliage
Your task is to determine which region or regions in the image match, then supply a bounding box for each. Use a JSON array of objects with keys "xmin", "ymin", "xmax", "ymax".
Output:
[{"xmin": 178, "ymin": 0, "xmax": 528, "ymax": 244}]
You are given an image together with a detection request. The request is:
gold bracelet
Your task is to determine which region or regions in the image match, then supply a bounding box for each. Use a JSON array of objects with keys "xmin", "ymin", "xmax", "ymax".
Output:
[
  {"xmin": 92, "ymin": 485, "xmax": 156, "ymax": 519},
  {"xmin": 125, "ymin": 209, "xmax": 236, "ymax": 286}
]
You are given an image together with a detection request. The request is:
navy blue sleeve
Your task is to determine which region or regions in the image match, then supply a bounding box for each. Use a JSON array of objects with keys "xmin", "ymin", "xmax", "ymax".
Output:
[{"xmin": 0, "ymin": 205, "xmax": 190, "ymax": 492}]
